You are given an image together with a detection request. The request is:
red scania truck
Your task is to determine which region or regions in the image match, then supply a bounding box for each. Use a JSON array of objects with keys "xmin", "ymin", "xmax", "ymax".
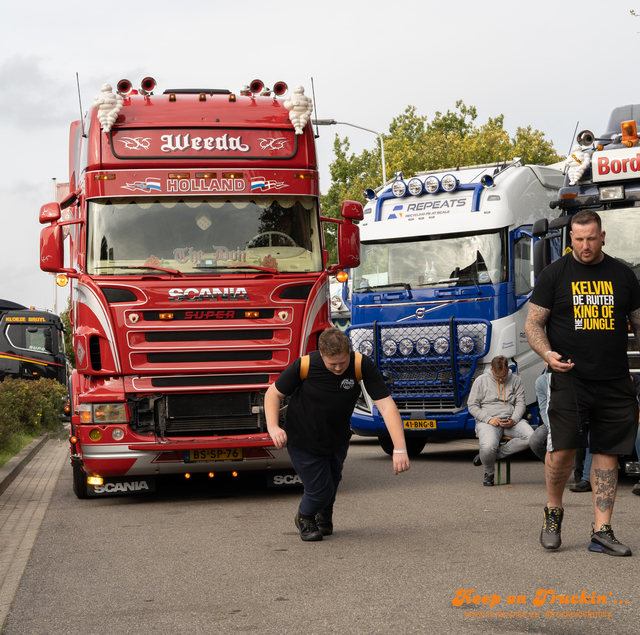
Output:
[{"xmin": 39, "ymin": 77, "xmax": 362, "ymax": 498}]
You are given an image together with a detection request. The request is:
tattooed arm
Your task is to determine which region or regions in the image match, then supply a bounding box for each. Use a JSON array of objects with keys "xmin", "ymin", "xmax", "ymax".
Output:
[{"xmin": 525, "ymin": 302, "xmax": 574, "ymax": 373}]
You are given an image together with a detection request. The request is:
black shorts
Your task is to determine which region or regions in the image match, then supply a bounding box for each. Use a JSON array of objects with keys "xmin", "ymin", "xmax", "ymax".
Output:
[{"xmin": 547, "ymin": 372, "xmax": 638, "ymax": 455}]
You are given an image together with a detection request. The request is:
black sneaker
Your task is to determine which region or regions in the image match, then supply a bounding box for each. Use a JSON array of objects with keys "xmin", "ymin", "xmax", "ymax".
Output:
[
  {"xmin": 540, "ymin": 506, "xmax": 563, "ymax": 550},
  {"xmin": 294, "ymin": 512, "xmax": 323, "ymax": 542},
  {"xmin": 316, "ymin": 510, "xmax": 333, "ymax": 536},
  {"xmin": 483, "ymin": 473, "xmax": 494, "ymax": 486},
  {"xmin": 589, "ymin": 524, "xmax": 632, "ymax": 557},
  {"xmin": 473, "ymin": 454, "xmax": 482, "ymax": 467},
  {"xmin": 569, "ymin": 480, "xmax": 592, "ymax": 493}
]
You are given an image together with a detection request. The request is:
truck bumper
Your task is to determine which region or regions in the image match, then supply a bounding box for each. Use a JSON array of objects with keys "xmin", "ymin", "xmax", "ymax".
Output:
[{"xmin": 350, "ymin": 409, "xmax": 477, "ymax": 439}]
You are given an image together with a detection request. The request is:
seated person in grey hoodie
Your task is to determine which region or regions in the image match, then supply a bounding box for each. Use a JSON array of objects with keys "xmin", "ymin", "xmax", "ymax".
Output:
[{"xmin": 468, "ymin": 355, "xmax": 534, "ymax": 486}]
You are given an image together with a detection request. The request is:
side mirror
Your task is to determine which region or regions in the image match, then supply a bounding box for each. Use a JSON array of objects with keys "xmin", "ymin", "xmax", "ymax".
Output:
[
  {"xmin": 533, "ymin": 237, "xmax": 551, "ymax": 279},
  {"xmin": 532, "ymin": 218, "xmax": 548, "ymax": 238},
  {"xmin": 340, "ymin": 200, "xmax": 364, "ymax": 221},
  {"xmin": 40, "ymin": 224, "xmax": 64, "ymax": 272},
  {"xmin": 39, "ymin": 202, "xmax": 61, "ymax": 225},
  {"xmin": 336, "ymin": 217, "xmax": 360, "ymax": 270}
]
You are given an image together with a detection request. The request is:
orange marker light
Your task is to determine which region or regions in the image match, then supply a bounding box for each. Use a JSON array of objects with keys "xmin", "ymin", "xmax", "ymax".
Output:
[
  {"xmin": 621, "ymin": 120, "xmax": 638, "ymax": 145},
  {"xmin": 244, "ymin": 311, "xmax": 260, "ymax": 318},
  {"xmin": 336, "ymin": 270, "xmax": 349, "ymax": 283},
  {"xmin": 185, "ymin": 473, "xmax": 191, "ymax": 479},
  {"xmin": 159, "ymin": 313, "xmax": 174, "ymax": 320},
  {"xmin": 232, "ymin": 471, "xmax": 238, "ymax": 477}
]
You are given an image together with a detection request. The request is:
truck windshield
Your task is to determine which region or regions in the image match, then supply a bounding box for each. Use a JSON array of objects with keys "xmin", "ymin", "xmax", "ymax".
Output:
[
  {"xmin": 599, "ymin": 208, "xmax": 640, "ymax": 282},
  {"xmin": 354, "ymin": 229, "xmax": 508, "ymax": 291},
  {"xmin": 87, "ymin": 196, "xmax": 322, "ymax": 274}
]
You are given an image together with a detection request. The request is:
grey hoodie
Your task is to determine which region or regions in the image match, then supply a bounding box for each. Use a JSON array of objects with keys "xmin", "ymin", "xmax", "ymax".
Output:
[{"xmin": 468, "ymin": 367, "xmax": 526, "ymax": 428}]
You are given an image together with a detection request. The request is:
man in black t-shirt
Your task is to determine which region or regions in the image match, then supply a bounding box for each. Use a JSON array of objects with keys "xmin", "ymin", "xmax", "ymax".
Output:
[
  {"xmin": 526, "ymin": 210, "xmax": 640, "ymax": 557},
  {"xmin": 265, "ymin": 327, "xmax": 410, "ymax": 541}
]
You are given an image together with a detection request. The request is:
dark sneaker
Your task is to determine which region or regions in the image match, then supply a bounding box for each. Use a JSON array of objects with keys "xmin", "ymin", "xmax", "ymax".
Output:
[
  {"xmin": 473, "ymin": 454, "xmax": 482, "ymax": 467},
  {"xmin": 540, "ymin": 506, "xmax": 563, "ymax": 550},
  {"xmin": 483, "ymin": 473, "xmax": 494, "ymax": 486},
  {"xmin": 632, "ymin": 483, "xmax": 640, "ymax": 496},
  {"xmin": 294, "ymin": 512, "xmax": 323, "ymax": 542},
  {"xmin": 569, "ymin": 480, "xmax": 592, "ymax": 493},
  {"xmin": 316, "ymin": 510, "xmax": 333, "ymax": 536},
  {"xmin": 589, "ymin": 524, "xmax": 632, "ymax": 557}
]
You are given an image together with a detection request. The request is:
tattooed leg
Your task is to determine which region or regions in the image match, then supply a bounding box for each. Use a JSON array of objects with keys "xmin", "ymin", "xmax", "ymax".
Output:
[
  {"xmin": 592, "ymin": 454, "xmax": 618, "ymax": 529},
  {"xmin": 546, "ymin": 448, "xmax": 576, "ymax": 508}
]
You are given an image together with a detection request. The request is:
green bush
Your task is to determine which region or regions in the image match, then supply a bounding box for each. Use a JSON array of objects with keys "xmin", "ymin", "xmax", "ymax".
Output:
[{"xmin": 0, "ymin": 377, "xmax": 66, "ymax": 452}]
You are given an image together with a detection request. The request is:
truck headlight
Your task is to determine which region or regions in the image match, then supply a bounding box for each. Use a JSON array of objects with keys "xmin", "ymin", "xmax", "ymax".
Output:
[
  {"xmin": 458, "ymin": 336, "xmax": 475, "ymax": 354},
  {"xmin": 94, "ymin": 404, "xmax": 127, "ymax": 423},
  {"xmin": 433, "ymin": 336, "xmax": 449, "ymax": 355},
  {"xmin": 416, "ymin": 338, "xmax": 430, "ymax": 355},
  {"xmin": 382, "ymin": 339, "xmax": 398, "ymax": 357},
  {"xmin": 78, "ymin": 403, "xmax": 128, "ymax": 424},
  {"xmin": 359, "ymin": 340, "xmax": 374, "ymax": 357},
  {"xmin": 330, "ymin": 295, "xmax": 343, "ymax": 309},
  {"xmin": 399, "ymin": 338, "xmax": 413, "ymax": 356}
]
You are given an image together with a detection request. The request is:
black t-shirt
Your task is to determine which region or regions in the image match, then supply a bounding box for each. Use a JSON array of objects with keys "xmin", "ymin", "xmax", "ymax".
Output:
[
  {"xmin": 275, "ymin": 351, "xmax": 390, "ymax": 455},
  {"xmin": 530, "ymin": 252, "xmax": 640, "ymax": 379}
]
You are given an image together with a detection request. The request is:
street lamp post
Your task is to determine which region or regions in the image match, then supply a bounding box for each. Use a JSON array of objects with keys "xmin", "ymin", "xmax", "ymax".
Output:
[{"xmin": 313, "ymin": 119, "xmax": 387, "ymax": 185}]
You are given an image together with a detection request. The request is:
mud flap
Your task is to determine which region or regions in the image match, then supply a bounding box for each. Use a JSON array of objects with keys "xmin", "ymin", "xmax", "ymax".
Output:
[
  {"xmin": 266, "ymin": 470, "xmax": 303, "ymax": 488},
  {"xmin": 87, "ymin": 475, "xmax": 156, "ymax": 497}
]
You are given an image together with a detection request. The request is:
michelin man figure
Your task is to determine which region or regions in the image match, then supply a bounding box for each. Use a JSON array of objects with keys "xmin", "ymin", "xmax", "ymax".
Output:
[
  {"xmin": 284, "ymin": 86, "xmax": 313, "ymax": 135},
  {"xmin": 564, "ymin": 144, "xmax": 590, "ymax": 186},
  {"xmin": 92, "ymin": 83, "xmax": 123, "ymax": 133}
]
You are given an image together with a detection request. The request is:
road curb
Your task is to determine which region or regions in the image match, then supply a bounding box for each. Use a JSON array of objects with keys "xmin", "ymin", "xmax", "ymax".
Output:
[{"xmin": 0, "ymin": 433, "xmax": 52, "ymax": 497}]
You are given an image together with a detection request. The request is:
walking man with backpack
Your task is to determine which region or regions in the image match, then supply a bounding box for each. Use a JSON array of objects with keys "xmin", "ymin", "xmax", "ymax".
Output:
[{"xmin": 265, "ymin": 327, "xmax": 410, "ymax": 541}]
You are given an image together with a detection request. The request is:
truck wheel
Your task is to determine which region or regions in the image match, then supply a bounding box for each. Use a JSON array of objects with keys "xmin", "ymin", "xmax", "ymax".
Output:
[
  {"xmin": 378, "ymin": 436, "xmax": 426, "ymax": 457},
  {"xmin": 378, "ymin": 435, "xmax": 394, "ymax": 456},
  {"xmin": 406, "ymin": 439, "xmax": 427, "ymax": 457},
  {"xmin": 72, "ymin": 461, "xmax": 88, "ymax": 499}
]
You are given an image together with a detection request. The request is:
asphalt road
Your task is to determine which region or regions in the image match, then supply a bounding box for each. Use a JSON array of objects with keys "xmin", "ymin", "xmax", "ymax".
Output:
[{"xmin": 3, "ymin": 437, "xmax": 640, "ymax": 635}]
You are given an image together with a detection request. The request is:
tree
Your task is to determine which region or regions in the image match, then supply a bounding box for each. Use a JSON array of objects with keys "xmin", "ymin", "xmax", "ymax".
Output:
[{"xmin": 320, "ymin": 102, "xmax": 563, "ymax": 263}]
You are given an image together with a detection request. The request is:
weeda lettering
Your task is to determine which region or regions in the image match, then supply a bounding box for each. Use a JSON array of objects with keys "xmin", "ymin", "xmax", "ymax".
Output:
[
  {"xmin": 571, "ymin": 280, "xmax": 615, "ymax": 330},
  {"xmin": 160, "ymin": 133, "xmax": 250, "ymax": 153}
]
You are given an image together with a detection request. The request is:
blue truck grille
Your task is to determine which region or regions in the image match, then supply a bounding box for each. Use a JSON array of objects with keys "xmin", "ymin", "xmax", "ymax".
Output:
[{"xmin": 347, "ymin": 318, "xmax": 490, "ymax": 406}]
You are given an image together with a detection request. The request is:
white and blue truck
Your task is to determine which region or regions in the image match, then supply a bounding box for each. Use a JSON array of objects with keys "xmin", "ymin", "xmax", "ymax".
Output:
[{"xmin": 346, "ymin": 160, "xmax": 564, "ymax": 455}]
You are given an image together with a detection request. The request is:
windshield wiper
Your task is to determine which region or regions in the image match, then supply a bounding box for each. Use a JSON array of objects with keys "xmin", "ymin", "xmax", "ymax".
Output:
[
  {"xmin": 95, "ymin": 265, "xmax": 185, "ymax": 277},
  {"xmin": 194, "ymin": 264, "xmax": 279, "ymax": 274},
  {"xmin": 358, "ymin": 282, "xmax": 411, "ymax": 292}
]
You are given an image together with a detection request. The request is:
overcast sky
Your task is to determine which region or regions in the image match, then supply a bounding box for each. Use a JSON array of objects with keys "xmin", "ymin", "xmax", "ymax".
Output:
[{"xmin": 1, "ymin": 0, "xmax": 637, "ymax": 311}]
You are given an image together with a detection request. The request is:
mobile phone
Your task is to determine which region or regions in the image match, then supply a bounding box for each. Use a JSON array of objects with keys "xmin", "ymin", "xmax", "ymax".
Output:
[
  {"xmin": 500, "ymin": 417, "xmax": 509, "ymax": 422},
  {"xmin": 559, "ymin": 358, "xmax": 569, "ymax": 364}
]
